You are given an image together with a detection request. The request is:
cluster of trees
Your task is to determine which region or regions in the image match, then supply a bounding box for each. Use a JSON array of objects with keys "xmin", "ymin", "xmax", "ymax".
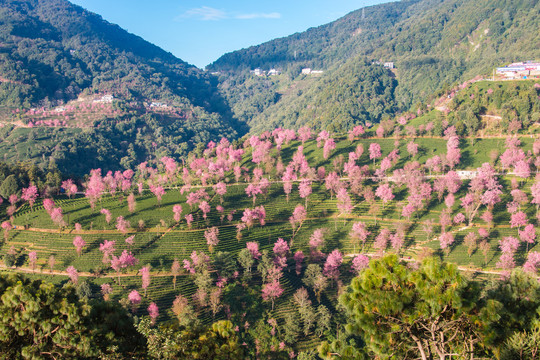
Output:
[
  {"xmin": 222, "ymin": 59, "xmax": 399, "ymax": 134},
  {"xmin": 3, "ymin": 257, "xmax": 540, "ymax": 359},
  {"xmin": 3, "ymin": 122, "xmax": 540, "ymax": 357},
  {"xmin": 210, "ymin": 0, "xmax": 540, "ymax": 128}
]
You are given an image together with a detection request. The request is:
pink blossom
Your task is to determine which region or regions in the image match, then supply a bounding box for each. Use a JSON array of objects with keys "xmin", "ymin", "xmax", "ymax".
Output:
[
  {"xmin": 309, "ymin": 229, "xmax": 325, "ymax": 250},
  {"xmin": 369, "ymin": 143, "xmax": 382, "ymax": 161},
  {"xmin": 204, "ymin": 227, "xmax": 220, "ymax": 250},
  {"xmin": 518, "ymin": 224, "xmax": 536, "ymax": 244},
  {"xmin": 128, "ymin": 290, "xmax": 142, "ymax": 309},
  {"xmin": 116, "ymin": 216, "xmax": 131, "ymax": 234},
  {"xmin": 523, "ymin": 252, "xmax": 540, "ymax": 273},
  {"xmin": 453, "ymin": 213, "xmax": 466, "ymax": 224},
  {"xmin": 323, "ymin": 249, "xmax": 343, "ymax": 279},
  {"xmin": 246, "ymin": 242, "xmax": 261, "ymax": 259},
  {"xmin": 294, "ymin": 251, "xmax": 304, "ymax": 275},
  {"xmin": 273, "ymin": 238, "xmax": 290, "ymax": 258},
  {"xmin": 439, "ymin": 232, "xmax": 455, "ymax": 250},
  {"xmin": 73, "ymin": 236, "xmax": 86, "ymax": 256},
  {"xmin": 351, "ymin": 254, "xmax": 370, "ymax": 274},
  {"xmin": 510, "ymin": 211, "xmax": 528, "ymax": 228},
  {"xmin": 66, "ymin": 266, "xmax": 78, "ymax": 284},
  {"xmin": 375, "ymin": 184, "xmax": 394, "ymax": 203},
  {"xmin": 21, "ymin": 185, "xmax": 38, "ymax": 208},
  {"xmin": 100, "ymin": 209, "xmax": 112, "ymax": 224},
  {"xmin": 148, "ymin": 302, "xmax": 159, "ymax": 324}
]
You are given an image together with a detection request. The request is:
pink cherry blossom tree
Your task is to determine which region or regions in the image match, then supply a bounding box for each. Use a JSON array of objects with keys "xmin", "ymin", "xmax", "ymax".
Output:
[
  {"xmin": 127, "ymin": 193, "xmax": 136, "ymax": 213},
  {"xmin": 99, "ymin": 240, "xmax": 116, "ymax": 264},
  {"xmin": 351, "ymin": 254, "xmax": 370, "ymax": 274},
  {"xmin": 323, "ymin": 249, "xmax": 343, "ymax": 282},
  {"xmin": 66, "ymin": 266, "xmax": 78, "ymax": 284},
  {"xmin": 349, "ymin": 222, "xmax": 370, "ymax": 252},
  {"xmin": 73, "ymin": 236, "xmax": 86, "ymax": 257},
  {"xmin": 128, "ymin": 290, "xmax": 142, "ymax": 313},
  {"xmin": 369, "ymin": 143, "xmax": 382, "ymax": 164},
  {"xmin": 100, "ymin": 208, "xmax": 112, "ymax": 224},
  {"xmin": 204, "ymin": 227, "xmax": 220, "ymax": 253},
  {"xmin": 28, "ymin": 251, "xmax": 37, "ymax": 273},
  {"xmin": 148, "ymin": 302, "xmax": 159, "ymax": 325},
  {"xmin": 262, "ymin": 280, "xmax": 284, "ymax": 310},
  {"xmin": 21, "ymin": 185, "xmax": 38, "ymax": 209},
  {"xmin": 140, "ymin": 265, "xmax": 151, "ymax": 296}
]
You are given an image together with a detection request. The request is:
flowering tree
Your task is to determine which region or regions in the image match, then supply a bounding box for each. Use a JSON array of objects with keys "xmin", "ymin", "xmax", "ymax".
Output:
[
  {"xmin": 294, "ymin": 251, "xmax": 305, "ymax": 275},
  {"xmin": 299, "ymin": 179, "xmax": 312, "ymax": 208},
  {"xmin": 148, "ymin": 302, "xmax": 159, "ymax": 325},
  {"xmin": 375, "ymin": 184, "xmax": 394, "ymax": 210},
  {"xmin": 290, "ymin": 204, "xmax": 307, "ymax": 241},
  {"xmin": 246, "ymin": 242, "xmax": 261, "ymax": 259},
  {"xmin": 140, "ymin": 265, "xmax": 151, "ymax": 296},
  {"xmin": 213, "ymin": 182, "xmax": 227, "ymax": 204},
  {"xmin": 116, "ymin": 216, "xmax": 131, "ymax": 234},
  {"xmin": 1, "ymin": 221, "xmax": 12, "ymax": 241},
  {"xmin": 523, "ymin": 252, "xmax": 540, "ymax": 274},
  {"xmin": 66, "ymin": 266, "xmax": 78, "ymax": 284},
  {"xmin": 323, "ymin": 249, "xmax": 343, "ymax": 282},
  {"xmin": 99, "ymin": 240, "xmax": 116, "ymax": 264},
  {"xmin": 205, "ymin": 227, "xmax": 220, "ymax": 253},
  {"xmin": 21, "ymin": 185, "xmax": 38, "ymax": 209},
  {"xmin": 369, "ymin": 143, "xmax": 382, "ymax": 163},
  {"xmin": 173, "ymin": 204, "xmax": 183, "ymax": 223},
  {"xmin": 171, "ymin": 259, "xmax": 181, "ymax": 289},
  {"xmin": 28, "ymin": 251, "xmax": 37, "ymax": 273},
  {"xmin": 349, "ymin": 222, "xmax": 370, "ymax": 252},
  {"xmin": 100, "ymin": 209, "xmax": 112, "ymax": 224},
  {"xmin": 101, "ymin": 283, "xmax": 112, "ymax": 301},
  {"xmin": 128, "ymin": 290, "xmax": 142, "ymax": 313},
  {"xmin": 73, "ymin": 236, "xmax": 86, "ymax": 257},
  {"xmin": 519, "ymin": 223, "xmax": 537, "ymax": 251},
  {"xmin": 127, "ymin": 193, "xmax": 136, "ymax": 213},
  {"xmin": 351, "ymin": 254, "xmax": 370, "ymax": 274},
  {"xmin": 496, "ymin": 236, "xmax": 520, "ymax": 270},
  {"xmin": 262, "ymin": 280, "xmax": 284, "ymax": 311}
]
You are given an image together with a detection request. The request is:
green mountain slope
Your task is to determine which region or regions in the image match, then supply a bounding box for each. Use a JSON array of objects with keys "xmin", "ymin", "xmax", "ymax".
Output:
[
  {"xmin": 210, "ymin": 0, "xmax": 540, "ymax": 132},
  {"xmin": 0, "ymin": 0, "xmax": 246, "ymax": 175}
]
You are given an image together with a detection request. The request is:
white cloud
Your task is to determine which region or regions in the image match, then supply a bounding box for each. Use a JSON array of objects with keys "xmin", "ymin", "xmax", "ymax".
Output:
[
  {"xmin": 235, "ymin": 12, "xmax": 282, "ymax": 20},
  {"xmin": 178, "ymin": 7, "xmax": 281, "ymax": 21},
  {"xmin": 179, "ymin": 6, "xmax": 226, "ymax": 21}
]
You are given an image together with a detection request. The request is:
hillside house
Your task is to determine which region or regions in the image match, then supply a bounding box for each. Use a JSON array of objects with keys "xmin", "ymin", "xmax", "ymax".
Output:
[
  {"xmin": 268, "ymin": 69, "xmax": 280, "ymax": 76},
  {"xmin": 250, "ymin": 68, "xmax": 265, "ymax": 76},
  {"xmin": 496, "ymin": 61, "xmax": 540, "ymax": 79},
  {"xmin": 93, "ymin": 94, "xmax": 114, "ymax": 103},
  {"xmin": 383, "ymin": 62, "xmax": 394, "ymax": 69}
]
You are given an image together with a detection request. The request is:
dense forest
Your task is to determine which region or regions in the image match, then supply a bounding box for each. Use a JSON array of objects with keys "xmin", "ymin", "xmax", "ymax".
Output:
[{"xmin": 210, "ymin": 0, "xmax": 540, "ymax": 131}]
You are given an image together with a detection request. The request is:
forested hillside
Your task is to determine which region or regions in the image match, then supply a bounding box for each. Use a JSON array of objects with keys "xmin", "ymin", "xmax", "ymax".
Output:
[
  {"xmin": 210, "ymin": 0, "xmax": 540, "ymax": 132},
  {"xmin": 0, "ymin": 0, "xmax": 246, "ymax": 175}
]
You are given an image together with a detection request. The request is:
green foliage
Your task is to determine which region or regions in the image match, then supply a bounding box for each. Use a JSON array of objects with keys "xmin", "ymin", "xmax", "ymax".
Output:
[
  {"xmin": 138, "ymin": 319, "xmax": 244, "ymax": 359},
  {"xmin": 501, "ymin": 318, "xmax": 540, "ymax": 360},
  {"xmin": 243, "ymin": 59, "xmax": 399, "ymax": 133},
  {"xmin": 0, "ymin": 174, "xmax": 18, "ymax": 198},
  {"xmin": 0, "ymin": 273, "xmax": 144, "ymax": 359},
  {"xmin": 340, "ymin": 255, "xmax": 484, "ymax": 359},
  {"xmin": 480, "ymin": 270, "xmax": 540, "ymax": 357},
  {"xmin": 211, "ymin": 0, "xmax": 540, "ymax": 130}
]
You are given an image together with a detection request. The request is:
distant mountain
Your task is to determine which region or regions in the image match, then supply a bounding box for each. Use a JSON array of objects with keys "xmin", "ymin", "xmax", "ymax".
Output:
[
  {"xmin": 0, "ymin": 0, "xmax": 246, "ymax": 175},
  {"xmin": 209, "ymin": 0, "xmax": 540, "ymax": 133}
]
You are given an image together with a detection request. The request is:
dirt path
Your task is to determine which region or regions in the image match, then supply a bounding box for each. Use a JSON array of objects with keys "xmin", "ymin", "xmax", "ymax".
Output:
[{"xmin": 0, "ymin": 264, "xmax": 184, "ymax": 279}]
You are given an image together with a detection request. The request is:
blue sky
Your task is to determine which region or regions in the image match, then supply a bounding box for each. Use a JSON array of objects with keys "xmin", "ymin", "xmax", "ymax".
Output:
[{"xmin": 69, "ymin": 0, "xmax": 388, "ymax": 69}]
